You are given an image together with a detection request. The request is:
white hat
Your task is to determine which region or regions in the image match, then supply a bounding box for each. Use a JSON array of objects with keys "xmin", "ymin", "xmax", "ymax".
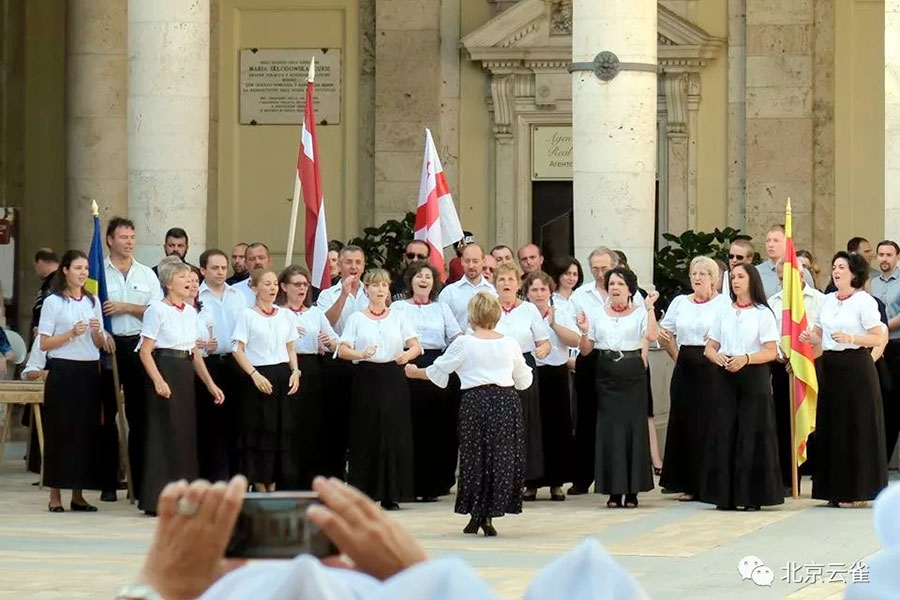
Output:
[
  {"xmin": 844, "ymin": 483, "xmax": 900, "ymax": 600},
  {"xmin": 368, "ymin": 557, "xmax": 500, "ymax": 600}
]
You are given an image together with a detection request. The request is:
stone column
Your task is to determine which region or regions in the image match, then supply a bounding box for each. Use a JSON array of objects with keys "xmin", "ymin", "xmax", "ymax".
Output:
[
  {"xmin": 887, "ymin": 0, "xmax": 900, "ymax": 241},
  {"xmin": 67, "ymin": 0, "xmax": 127, "ymax": 251},
  {"xmin": 572, "ymin": 0, "xmax": 657, "ymax": 283},
  {"xmin": 127, "ymin": 0, "xmax": 209, "ymax": 266}
]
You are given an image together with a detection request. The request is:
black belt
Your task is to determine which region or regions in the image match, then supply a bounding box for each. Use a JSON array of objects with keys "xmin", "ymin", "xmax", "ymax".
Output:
[
  {"xmin": 154, "ymin": 348, "xmax": 192, "ymax": 359},
  {"xmin": 204, "ymin": 353, "xmax": 232, "ymax": 362},
  {"xmin": 596, "ymin": 349, "xmax": 641, "ymax": 362},
  {"xmin": 114, "ymin": 334, "xmax": 141, "ymax": 340}
]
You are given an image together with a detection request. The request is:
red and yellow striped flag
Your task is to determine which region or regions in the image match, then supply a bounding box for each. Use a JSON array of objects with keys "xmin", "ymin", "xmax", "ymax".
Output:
[{"xmin": 781, "ymin": 198, "xmax": 818, "ymax": 464}]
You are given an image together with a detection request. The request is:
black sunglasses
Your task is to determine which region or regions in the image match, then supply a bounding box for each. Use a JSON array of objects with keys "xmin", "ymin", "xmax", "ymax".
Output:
[
  {"xmin": 406, "ymin": 253, "xmax": 428, "ymax": 260},
  {"xmin": 728, "ymin": 253, "xmax": 746, "ymax": 260}
]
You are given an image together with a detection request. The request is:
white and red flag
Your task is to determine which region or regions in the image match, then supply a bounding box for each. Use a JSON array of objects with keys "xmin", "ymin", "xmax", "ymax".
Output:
[
  {"xmin": 415, "ymin": 129, "xmax": 463, "ymax": 280},
  {"xmin": 287, "ymin": 57, "xmax": 329, "ymax": 289}
]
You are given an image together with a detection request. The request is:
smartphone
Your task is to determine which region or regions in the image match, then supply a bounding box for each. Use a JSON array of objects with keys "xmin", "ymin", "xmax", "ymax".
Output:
[{"xmin": 225, "ymin": 492, "xmax": 338, "ymax": 559}]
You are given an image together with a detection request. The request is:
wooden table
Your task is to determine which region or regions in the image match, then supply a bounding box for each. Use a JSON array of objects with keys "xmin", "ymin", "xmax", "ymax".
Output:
[{"xmin": 0, "ymin": 381, "xmax": 45, "ymax": 486}]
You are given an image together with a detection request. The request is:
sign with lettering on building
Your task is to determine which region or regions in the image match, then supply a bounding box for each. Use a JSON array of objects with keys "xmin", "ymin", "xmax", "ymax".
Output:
[
  {"xmin": 239, "ymin": 48, "xmax": 341, "ymax": 125},
  {"xmin": 531, "ymin": 125, "xmax": 573, "ymax": 180}
]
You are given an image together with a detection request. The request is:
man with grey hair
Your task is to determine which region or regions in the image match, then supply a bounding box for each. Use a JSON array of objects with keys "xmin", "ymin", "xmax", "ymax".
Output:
[{"xmin": 317, "ymin": 245, "xmax": 370, "ymax": 334}]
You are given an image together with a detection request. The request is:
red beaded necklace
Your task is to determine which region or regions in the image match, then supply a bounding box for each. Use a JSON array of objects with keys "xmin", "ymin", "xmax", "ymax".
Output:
[
  {"xmin": 736, "ymin": 301, "xmax": 754, "ymax": 309},
  {"xmin": 836, "ymin": 290, "xmax": 854, "ymax": 302},
  {"xmin": 287, "ymin": 304, "xmax": 305, "ymax": 314},
  {"xmin": 692, "ymin": 294, "xmax": 712, "ymax": 304},
  {"xmin": 258, "ymin": 305, "xmax": 277, "ymax": 317},
  {"xmin": 171, "ymin": 303, "xmax": 185, "ymax": 312},
  {"xmin": 369, "ymin": 306, "xmax": 387, "ymax": 317},
  {"xmin": 412, "ymin": 297, "xmax": 430, "ymax": 306},
  {"xmin": 541, "ymin": 307, "xmax": 552, "ymax": 319},
  {"xmin": 609, "ymin": 303, "xmax": 630, "ymax": 313},
  {"xmin": 500, "ymin": 302, "xmax": 517, "ymax": 314}
]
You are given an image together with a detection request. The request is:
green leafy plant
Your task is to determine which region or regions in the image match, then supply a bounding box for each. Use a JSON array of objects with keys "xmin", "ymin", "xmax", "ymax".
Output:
[
  {"xmin": 347, "ymin": 212, "xmax": 416, "ymax": 274},
  {"xmin": 653, "ymin": 227, "xmax": 750, "ymax": 311}
]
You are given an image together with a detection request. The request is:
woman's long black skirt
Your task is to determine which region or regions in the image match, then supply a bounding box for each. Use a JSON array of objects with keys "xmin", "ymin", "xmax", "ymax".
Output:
[
  {"xmin": 572, "ymin": 350, "xmax": 599, "ymax": 489},
  {"xmin": 812, "ymin": 349, "xmax": 888, "ymax": 502},
  {"xmin": 535, "ymin": 363, "xmax": 574, "ymax": 487},
  {"xmin": 408, "ymin": 349, "xmax": 455, "ymax": 498},
  {"xmin": 288, "ymin": 354, "xmax": 328, "ymax": 490},
  {"xmin": 593, "ymin": 353, "xmax": 654, "ymax": 495},
  {"xmin": 43, "ymin": 359, "xmax": 104, "ymax": 490},
  {"xmin": 699, "ymin": 364, "xmax": 783, "ymax": 508},
  {"xmin": 659, "ymin": 346, "xmax": 717, "ymax": 495},
  {"xmin": 139, "ymin": 354, "xmax": 199, "ymax": 512},
  {"xmin": 519, "ymin": 353, "xmax": 544, "ymax": 485},
  {"xmin": 347, "ymin": 362, "xmax": 414, "ymax": 503},
  {"xmin": 455, "ymin": 384, "xmax": 525, "ymax": 518},
  {"xmin": 237, "ymin": 363, "xmax": 291, "ymax": 486}
]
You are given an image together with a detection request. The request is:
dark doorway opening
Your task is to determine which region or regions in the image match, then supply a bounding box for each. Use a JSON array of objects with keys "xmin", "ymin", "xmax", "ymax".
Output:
[{"xmin": 531, "ymin": 181, "xmax": 573, "ymax": 269}]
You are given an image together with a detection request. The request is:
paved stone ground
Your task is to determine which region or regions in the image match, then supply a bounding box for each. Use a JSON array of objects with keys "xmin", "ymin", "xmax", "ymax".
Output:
[{"xmin": 0, "ymin": 442, "xmax": 894, "ymax": 599}]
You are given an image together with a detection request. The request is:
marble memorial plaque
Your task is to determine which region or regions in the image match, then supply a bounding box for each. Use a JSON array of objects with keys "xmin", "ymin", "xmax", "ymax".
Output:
[{"xmin": 240, "ymin": 48, "xmax": 341, "ymax": 125}]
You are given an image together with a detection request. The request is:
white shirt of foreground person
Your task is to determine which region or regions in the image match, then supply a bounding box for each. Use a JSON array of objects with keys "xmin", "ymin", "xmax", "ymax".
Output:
[
  {"xmin": 587, "ymin": 308, "xmax": 648, "ymax": 352},
  {"xmin": 316, "ymin": 282, "xmax": 370, "ymax": 335},
  {"xmin": 390, "ymin": 300, "xmax": 461, "ymax": 350},
  {"xmin": 338, "ymin": 310, "xmax": 419, "ymax": 364},
  {"xmin": 845, "ymin": 483, "xmax": 900, "ymax": 600},
  {"xmin": 537, "ymin": 306, "xmax": 578, "ymax": 367},
  {"xmin": 232, "ymin": 278, "xmax": 255, "ymax": 308},
  {"xmin": 198, "ymin": 282, "xmax": 246, "ymax": 354},
  {"xmin": 767, "ymin": 285, "xmax": 826, "ymax": 333},
  {"xmin": 815, "ymin": 291, "xmax": 884, "ymax": 352},
  {"xmin": 494, "ymin": 302, "xmax": 550, "ymax": 354},
  {"xmin": 284, "ymin": 306, "xmax": 338, "ymax": 355},
  {"xmin": 105, "ymin": 257, "xmax": 163, "ymax": 335},
  {"xmin": 21, "ymin": 338, "xmax": 47, "ymax": 379},
  {"xmin": 659, "ymin": 294, "xmax": 728, "ymax": 347},
  {"xmin": 424, "ymin": 335, "xmax": 532, "ymax": 390},
  {"xmin": 199, "ymin": 537, "xmax": 647, "ymax": 600},
  {"xmin": 232, "ymin": 307, "xmax": 295, "ymax": 365},
  {"xmin": 708, "ymin": 304, "xmax": 779, "ymax": 356},
  {"xmin": 37, "ymin": 294, "xmax": 104, "ymax": 361},
  {"xmin": 438, "ymin": 275, "xmax": 496, "ymax": 332},
  {"xmin": 138, "ymin": 301, "xmax": 200, "ymax": 351}
]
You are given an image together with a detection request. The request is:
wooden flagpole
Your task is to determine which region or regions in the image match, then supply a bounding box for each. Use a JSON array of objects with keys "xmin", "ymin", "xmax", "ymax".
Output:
[
  {"xmin": 789, "ymin": 373, "xmax": 799, "ymax": 499},
  {"xmin": 285, "ymin": 57, "xmax": 315, "ymax": 268}
]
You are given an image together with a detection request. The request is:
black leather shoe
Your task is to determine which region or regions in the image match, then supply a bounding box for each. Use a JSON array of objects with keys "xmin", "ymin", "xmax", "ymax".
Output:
[
  {"xmin": 567, "ymin": 485, "xmax": 589, "ymax": 496},
  {"xmin": 624, "ymin": 494, "xmax": 639, "ymax": 508},
  {"xmin": 606, "ymin": 494, "xmax": 623, "ymax": 508},
  {"xmin": 481, "ymin": 517, "xmax": 497, "ymax": 537},
  {"xmin": 463, "ymin": 515, "xmax": 482, "ymax": 534},
  {"xmin": 70, "ymin": 501, "xmax": 97, "ymax": 512},
  {"xmin": 100, "ymin": 490, "xmax": 117, "ymax": 502},
  {"xmin": 48, "ymin": 503, "xmax": 64, "ymax": 513},
  {"xmin": 380, "ymin": 501, "xmax": 400, "ymax": 511}
]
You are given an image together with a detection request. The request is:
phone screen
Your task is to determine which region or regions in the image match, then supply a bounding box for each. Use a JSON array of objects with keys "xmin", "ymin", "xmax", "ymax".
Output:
[{"xmin": 225, "ymin": 492, "xmax": 338, "ymax": 559}]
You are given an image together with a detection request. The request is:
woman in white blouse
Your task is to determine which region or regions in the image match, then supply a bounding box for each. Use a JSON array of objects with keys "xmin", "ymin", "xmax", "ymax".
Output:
[
  {"xmin": 494, "ymin": 262, "xmax": 551, "ymax": 499},
  {"xmin": 702, "ymin": 263, "xmax": 782, "ymax": 511},
  {"xmin": 658, "ymin": 256, "xmax": 723, "ymax": 501},
  {"xmin": 802, "ymin": 251, "xmax": 888, "ymax": 507},
  {"xmin": 38, "ymin": 250, "xmax": 113, "ymax": 512},
  {"xmin": 138, "ymin": 260, "xmax": 224, "ymax": 514},
  {"xmin": 406, "ymin": 291, "xmax": 532, "ymax": 536},
  {"xmin": 577, "ymin": 267, "xmax": 658, "ymax": 509},
  {"xmin": 523, "ymin": 270, "xmax": 580, "ymax": 501},
  {"xmin": 337, "ymin": 269, "xmax": 422, "ymax": 510},
  {"xmin": 232, "ymin": 269, "xmax": 301, "ymax": 492},
  {"xmin": 549, "ymin": 256, "xmax": 583, "ymax": 314},
  {"xmin": 277, "ymin": 265, "xmax": 337, "ymax": 489},
  {"xmin": 391, "ymin": 261, "xmax": 462, "ymax": 501}
]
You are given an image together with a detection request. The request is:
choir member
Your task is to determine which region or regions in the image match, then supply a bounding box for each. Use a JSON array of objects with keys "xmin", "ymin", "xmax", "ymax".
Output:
[
  {"xmin": 439, "ymin": 244, "xmax": 496, "ymax": 332},
  {"xmin": 797, "ymin": 249, "xmax": 821, "ymax": 290},
  {"xmin": 524, "ymin": 270, "xmax": 579, "ymax": 501},
  {"xmin": 701, "ymin": 263, "xmax": 783, "ymax": 511},
  {"xmin": 804, "ymin": 251, "xmax": 889, "ymax": 507},
  {"xmin": 576, "ymin": 267, "xmax": 658, "ymax": 508},
  {"xmin": 767, "ymin": 259, "xmax": 825, "ymax": 490},
  {"xmin": 406, "ymin": 291, "xmax": 532, "ymax": 536},
  {"xmin": 137, "ymin": 260, "xmax": 224, "ymax": 514},
  {"xmin": 226, "ymin": 242, "xmax": 248, "ymax": 286},
  {"xmin": 197, "ymin": 249, "xmax": 247, "ymax": 479},
  {"xmin": 568, "ymin": 247, "xmax": 618, "ymax": 495},
  {"xmin": 549, "ymin": 255, "xmax": 583, "ymax": 314},
  {"xmin": 658, "ymin": 256, "xmax": 723, "ymax": 501},
  {"xmin": 337, "ymin": 269, "xmax": 421, "ymax": 510},
  {"xmin": 391, "ymin": 260, "xmax": 462, "ymax": 501},
  {"xmin": 316, "ymin": 244, "xmax": 369, "ymax": 479},
  {"xmin": 233, "ymin": 243, "xmax": 272, "ymax": 307},
  {"xmin": 232, "ymin": 269, "xmax": 301, "ymax": 491},
  {"xmin": 104, "ymin": 217, "xmax": 163, "ymax": 499},
  {"xmin": 493, "ymin": 262, "xmax": 551, "ymax": 497},
  {"xmin": 38, "ymin": 250, "xmax": 114, "ymax": 512},
  {"xmin": 390, "ymin": 240, "xmax": 430, "ymax": 300},
  {"xmin": 277, "ymin": 265, "xmax": 338, "ymax": 489},
  {"xmin": 871, "ymin": 240, "xmax": 900, "ymax": 463}
]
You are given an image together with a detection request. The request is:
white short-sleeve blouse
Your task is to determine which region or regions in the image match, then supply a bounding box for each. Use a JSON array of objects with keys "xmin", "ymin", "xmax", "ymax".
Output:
[
  {"xmin": 588, "ymin": 308, "xmax": 648, "ymax": 352},
  {"xmin": 139, "ymin": 301, "xmax": 200, "ymax": 352},
  {"xmin": 815, "ymin": 291, "xmax": 884, "ymax": 351},
  {"xmin": 37, "ymin": 294, "xmax": 103, "ymax": 361},
  {"xmin": 537, "ymin": 305, "xmax": 578, "ymax": 367},
  {"xmin": 495, "ymin": 302, "xmax": 551, "ymax": 354},
  {"xmin": 707, "ymin": 303, "xmax": 778, "ymax": 356},
  {"xmin": 282, "ymin": 306, "xmax": 338, "ymax": 355},
  {"xmin": 659, "ymin": 294, "xmax": 727, "ymax": 348},
  {"xmin": 425, "ymin": 335, "xmax": 533, "ymax": 390},
  {"xmin": 232, "ymin": 307, "xmax": 295, "ymax": 366},
  {"xmin": 338, "ymin": 310, "xmax": 419, "ymax": 364},
  {"xmin": 390, "ymin": 300, "xmax": 461, "ymax": 350}
]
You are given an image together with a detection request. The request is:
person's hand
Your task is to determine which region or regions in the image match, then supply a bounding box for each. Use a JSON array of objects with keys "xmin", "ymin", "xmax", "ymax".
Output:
[
  {"xmin": 205, "ymin": 337, "xmax": 219, "ymax": 353},
  {"xmin": 154, "ymin": 378, "xmax": 172, "ymax": 399},
  {"xmin": 831, "ymin": 331, "xmax": 854, "ymax": 344},
  {"xmin": 317, "ymin": 332, "xmax": 332, "ymax": 353},
  {"xmin": 208, "ymin": 384, "xmax": 225, "ymax": 405},
  {"xmin": 403, "ymin": 364, "xmax": 420, "ymax": 379},
  {"xmin": 658, "ymin": 329, "xmax": 674, "ymax": 344},
  {"xmin": 102, "ymin": 332, "xmax": 116, "ymax": 354},
  {"xmin": 576, "ymin": 311, "xmax": 589, "ymax": 334},
  {"xmin": 713, "ymin": 352, "xmax": 730, "ymax": 368},
  {"xmin": 798, "ymin": 329, "xmax": 811, "ymax": 343},
  {"xmin": 250, "ymin": 371, "xmax": 273, "ymax": 394},
  {"xmin": 71, "ymin": 320, "xmax": 88, "ymax": 338},
  {"xmin": 645, "ymin": 290, "xmax": 660, "ymax": 310},
  {"xmin": 567, "ymin": 357, "xmax": 576, "ymax": 373},
  {"xmin": 296, "ymin": 325, "xmax": 308, "ymax": 339},
  {"xmin": 362, "ymin": 346, "xmax": 377, "ymax": 360},
  {"xmin": 288, "ymin": 369, "xmax": 301, "ymax": 394},
  {"xmin": 140, "ymin": 476, "xmax": 247, "ymax": 600},
  {"xmin": 785, "ymin": 360, "xmax": 794, "ymax": 375},
  {"xmin": 546, "ymin": 306, "xmax": 556, "ymax": 326},
  {"xmin": 341, "ymin": 276, "xmax": 357, "ymax": 297},
  {"xmin": 725, "ymin": 354, "xmax": 749, "ymax": 373},
  {"xmin": 307, "ymin": 477, "xmax": 427, "ymax": 581},
  {"xmin": 89, "ymin": 318, "xmax": 101, "ymax": 333},
  {"xmin": 535, "ymin": 343, "xmax": 551, "ymax": 360},
  {"xmin": 395, "ymin": 351, "xmax": 411, "ymax": 366},
  {"xmin": 102, "ymin": 300, "xmax": 127, "ymax": 316}
]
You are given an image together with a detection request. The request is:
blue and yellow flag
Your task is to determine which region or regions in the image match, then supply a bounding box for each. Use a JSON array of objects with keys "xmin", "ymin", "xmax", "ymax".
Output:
[{"xmin": 86, "ymin": 206, "xmax": 112, "ymax": 332}]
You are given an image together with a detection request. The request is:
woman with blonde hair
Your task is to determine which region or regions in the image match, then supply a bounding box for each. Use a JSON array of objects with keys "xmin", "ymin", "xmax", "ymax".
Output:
[
  {"xmin": 338, "ymin": 268, "xmax": 422, "ymax": 510},
  {"xmin": 406, "ymin": 291, "xmax": 532, "ymax": 536},
  {"xmin": 658, "ymin": 256, "xmax": 724, "ymax": 501}
]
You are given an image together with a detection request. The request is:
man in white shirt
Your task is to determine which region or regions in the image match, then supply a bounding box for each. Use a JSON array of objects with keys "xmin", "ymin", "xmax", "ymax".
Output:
[
  {"xmin": 104, "ymin": 216, "xmax": 164, "ymax": 501},
  {"xmin": 872, "ymin": 240, "xmax": 900, "ymax": 464},
  {"xmin": 198, "ymin": 248, "xmax": 246, "ymax": 479},
  {"xmin": 517, "ymin": 243, "xmax": 544, "ymax": 275},
  {"xmin": 233, "ymin": 242, "xmax": 271, "ymax": 307},
  {"xmin": 317, "ymin": 245, "xmax": 370, "ymax": 335},
  {"xmin": 438, "ymin": 244, "xmax": 496, "ymax": 331}
]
